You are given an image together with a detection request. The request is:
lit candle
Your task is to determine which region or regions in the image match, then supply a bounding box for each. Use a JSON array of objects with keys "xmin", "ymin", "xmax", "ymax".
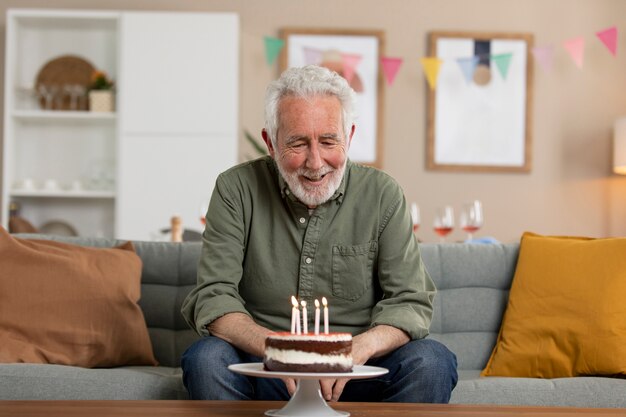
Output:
[
  {"xmin": 322, "ymin": 296, "xmax": 329, "ymax": 334},
  {"xmin": 301, "ymin": 300, "xmax": 308, "ymax": 334},
  {"xmin": 296, "ymin": 300, "xmax": 301, "ymax": 335},
  {"xmin": 314, "ymin": 299, "xmax": 320, "ymax": 335},
  {"xmin": 291, "ymin": 296, "xmax": 298, "ymax": 334}
]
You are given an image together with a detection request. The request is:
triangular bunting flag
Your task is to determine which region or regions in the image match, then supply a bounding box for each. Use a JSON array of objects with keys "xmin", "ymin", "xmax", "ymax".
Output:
[
  {"xmin": 532, "ymin": 46, "xmax": 554, "ymax": 72},
  {"xmin": 596, "ymin": 26, "xmax": 618, "ymax": 56},
  {"xmin": 380, "ymin": 57, "xmax": 402, "ymax": 86},
  {"xmin": 264, "ymin": 36, "xmax": 284, "ymax": 65},
  {"xmin": 420, "ymin": 57, "xmax": 443, "ymax": 90},
  {"xmin": 492, "ymin": 53, "xmax": 514, "ymax": 80},
  {"xmin": 303, "ymin": 47, "xmax": 323, "ymax": 65},
  {"xmin": 340, "ymin": 52, "xmax": 363, "ymax": 84},
  {"xmin": 456, "ymin": 56, "xmax": 479, "ymax": 84},
  {"xmin": 563, "ymin": 37, "xmax": 585, "ymax": 69}
]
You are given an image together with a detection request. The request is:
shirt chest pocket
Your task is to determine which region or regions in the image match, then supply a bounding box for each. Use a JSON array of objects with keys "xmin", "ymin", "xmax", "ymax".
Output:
[{"xmin": 332, "ymin": 241, "xmax": 377, "ymax": 301}]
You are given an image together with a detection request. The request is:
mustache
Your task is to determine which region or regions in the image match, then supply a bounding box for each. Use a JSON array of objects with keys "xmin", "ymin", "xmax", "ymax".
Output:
[{"xmin": 297, "ymin": 166, "xmax": 333, "ymax": 180}]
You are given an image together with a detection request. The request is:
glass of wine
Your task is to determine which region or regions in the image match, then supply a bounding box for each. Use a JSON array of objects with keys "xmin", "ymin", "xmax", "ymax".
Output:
[
  {"xmin": 460, "ymin": 200, "xmax": 484, "ymax": 241},
  {"xmin": 199, "ymin": 203, "xmax": 209, "ymax": 227},
  {"xmin": 433, "ymin": 205, "xmax": 454, "ymax": 243},
  {"xmin": 410, "ymin": 202, "xmax": 420, "ymax": 234}
]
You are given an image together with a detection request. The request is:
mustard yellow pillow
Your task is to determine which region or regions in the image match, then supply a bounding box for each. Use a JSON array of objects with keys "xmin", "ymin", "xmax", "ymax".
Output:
[{"xmin": 482, "ymin": 232, "xmax": 626, "ymax": 378}]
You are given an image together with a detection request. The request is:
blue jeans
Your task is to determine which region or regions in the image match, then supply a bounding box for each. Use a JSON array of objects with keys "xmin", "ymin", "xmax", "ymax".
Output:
[{"xmin": 181, "ymin": 336, "xmax": 458, "ymax": 403}]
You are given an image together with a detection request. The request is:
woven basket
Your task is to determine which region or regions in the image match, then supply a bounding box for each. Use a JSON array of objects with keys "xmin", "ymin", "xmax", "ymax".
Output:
[{"xmin": 35, "ymin": 55, "xmax": 95, "ymax": 111}]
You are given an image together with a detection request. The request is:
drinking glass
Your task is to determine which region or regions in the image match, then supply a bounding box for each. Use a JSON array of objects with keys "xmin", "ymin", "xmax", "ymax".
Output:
[
  {"xmin": 38, "ymin": 84, "xmax": 57, "ymax": 110},
  {"xmin": 433, "ymin": 206, "xmax": 454, "ymax": 243},
  {"xmin": 410, "ymin": 202, "xmax": 420, "ymax": 233},
  {"xmin": 460, "ymin": 200, "xmax": 484, "ymax": 241},
  {"xmin": 199, "ymin": 203, "xmax": 209, "ymax": 226}
]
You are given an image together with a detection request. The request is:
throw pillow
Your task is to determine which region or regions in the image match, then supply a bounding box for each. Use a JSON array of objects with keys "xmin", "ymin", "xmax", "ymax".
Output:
[
  {"xmin": 481, "ymin": 232, "xmax": 626, "ymax": 378},
  {"xmin": 0, "ymin": 227, "xmax": 158, "ymax": 367}
]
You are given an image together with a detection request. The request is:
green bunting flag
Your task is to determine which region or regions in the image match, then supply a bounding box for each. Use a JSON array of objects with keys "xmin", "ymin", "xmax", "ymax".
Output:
[
  {"xmin": 492, "ymin": 53, "xmax": 513, "ymax": 80},
  {"xmin": 264, "ymin": 36, "xmax": 284, "ymax": 65}
]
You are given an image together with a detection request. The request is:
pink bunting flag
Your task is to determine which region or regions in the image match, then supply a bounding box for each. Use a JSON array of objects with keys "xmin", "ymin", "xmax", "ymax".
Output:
[
  {"xmin": 303, "ymin": 47, "xmax": 323, "ymax": 65},
  {"xmin": 340, "ymin": 52, "xmax": 363, "ymax": 84},
  {"xmin": 563, "ymin": 37, "xmax": 585, "ymax": 69},
  {"xmin": 532, "ymin": 46, "xmax": 554, "ymax": 72},
  {"xmin": 380, "ymin": 57, "xmax": 403, "ymax": 86},
  {"xmin": 596, "ymin": 26, "xmax": 618, "ymax": 56}
]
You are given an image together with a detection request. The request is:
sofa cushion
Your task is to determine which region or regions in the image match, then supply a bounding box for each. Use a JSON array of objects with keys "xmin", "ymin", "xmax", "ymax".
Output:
[
  {"xmin": 0, "ymin": 364, "xmax": 185, "ymax": 400},
  {"xmin": 453, "ymin": 370, "xmax": 626, "ymax": 407},
  {"xmin": 0, "ymin": 227, "xmax": 157, "ymax": 367},
  {"xmin": 482, "ymin": 232, "xmax": 626, "ymax": 378}
]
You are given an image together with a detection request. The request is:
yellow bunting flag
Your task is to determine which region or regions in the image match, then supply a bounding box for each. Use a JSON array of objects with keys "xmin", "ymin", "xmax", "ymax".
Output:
[{"xmin": 420, "ymin": 57, "xmax": 443, "ymax": 90}]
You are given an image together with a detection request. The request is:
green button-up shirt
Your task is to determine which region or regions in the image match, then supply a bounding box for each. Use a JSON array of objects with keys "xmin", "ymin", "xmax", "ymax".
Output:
[{"xmin": 181, "ymin": 156, "xmax": 435, "ymax": 339}]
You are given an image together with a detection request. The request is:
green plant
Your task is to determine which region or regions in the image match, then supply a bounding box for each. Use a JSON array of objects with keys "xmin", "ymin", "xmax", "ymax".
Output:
[
  {"xmin": 90, "ymin": 70, "xmax": 114, "ymax": 91},
  {"xmin": 244, "ymin": 129, "xmax": 267, "ymax": 156}
]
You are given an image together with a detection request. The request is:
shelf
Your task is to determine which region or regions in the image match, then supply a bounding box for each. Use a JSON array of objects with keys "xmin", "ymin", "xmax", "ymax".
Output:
[
  {"xmin": 12, "ymin": 110, "xmax": 116, "ymax": 122},
  {"xmin": 10, "ymin": 189, "xmax": 115, "ymax": 199}
]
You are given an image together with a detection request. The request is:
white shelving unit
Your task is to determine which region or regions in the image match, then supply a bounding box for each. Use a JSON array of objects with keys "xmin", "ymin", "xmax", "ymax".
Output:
[{"xmin": 2, "ymin": 9, "xmax": 239, "ymax": 240}]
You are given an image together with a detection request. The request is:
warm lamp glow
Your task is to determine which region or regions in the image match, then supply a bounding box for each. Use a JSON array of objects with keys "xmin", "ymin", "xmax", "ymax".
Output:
[{"xmin": 614, "ymin": 117, "xmax": 626, "ymax": 175}]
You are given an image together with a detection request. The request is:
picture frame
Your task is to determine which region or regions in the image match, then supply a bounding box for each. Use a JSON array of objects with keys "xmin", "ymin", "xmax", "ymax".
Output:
[
  {"xmin": 280, "ymin": 28, "xmax": 385, "ymax": 168},
  {"xmin": 427, "ymin": 31, "xmax": 534, "ymax": 173}
]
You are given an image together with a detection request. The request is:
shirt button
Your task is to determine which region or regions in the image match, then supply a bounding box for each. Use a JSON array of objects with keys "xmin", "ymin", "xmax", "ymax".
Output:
[
  {"xmin": 305, "ymin": 257, "xmax": 312, "ymax": 264},
  {"xmin": 299, "ymin": 217, "xmax": 306, "ymax": 224}
]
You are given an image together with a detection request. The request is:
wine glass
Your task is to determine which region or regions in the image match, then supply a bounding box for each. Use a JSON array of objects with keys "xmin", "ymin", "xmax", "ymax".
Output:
[
  {"xmin": 199, "ymin": 202, "xmax": 209, "ymax": 227},
  {"xmin": 410, "ymin": 202, "xmax": 420, "ymax": 233},
  {"xmin": 433, "ymin": 206, "xmax": 454, "ymax": 243},
  {"xmin": 460, "ymin": 200, "xmax": 484, "ymax": 241},
  {"xmin": 38, "ymin": 84, "xmax": 57, "ymax": 110}
]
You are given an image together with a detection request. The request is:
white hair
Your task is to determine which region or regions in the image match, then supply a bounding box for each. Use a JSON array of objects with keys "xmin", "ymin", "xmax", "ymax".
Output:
[{"xmin": 264, "ymin": 65, "xmax": 357, "ymax": 148}]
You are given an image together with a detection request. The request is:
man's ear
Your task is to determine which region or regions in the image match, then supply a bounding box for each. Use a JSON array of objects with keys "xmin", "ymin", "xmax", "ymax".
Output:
[
  {"xmin": 261, "ymin": 129, "xmax": 275, "ymax": 157},
  {"xmin": 346, "ymin": 124, "xmax": 355, "ymax": 148}
]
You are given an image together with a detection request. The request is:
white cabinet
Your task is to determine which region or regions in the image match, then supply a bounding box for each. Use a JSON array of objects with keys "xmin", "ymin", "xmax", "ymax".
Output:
[
  {"xmin": 116, "ymin": 12, "xmax": 238, "ymax": 241},
  {"xmin": 2, "ymin": 9, "xmax": 239, "ymax": 240}
]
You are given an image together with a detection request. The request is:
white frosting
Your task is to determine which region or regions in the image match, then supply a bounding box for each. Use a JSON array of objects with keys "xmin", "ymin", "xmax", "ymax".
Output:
[
  {"xmin": 264, "ymin": 347, "xmax": 352, "ymax": 366},
  {"xmin": 268, "ymin": 334, "xmax": 352, "ymax": 342}
]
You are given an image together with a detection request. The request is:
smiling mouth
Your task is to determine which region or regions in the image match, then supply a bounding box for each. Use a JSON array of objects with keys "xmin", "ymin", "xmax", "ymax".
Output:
[{"xmin": 302, "ymin": 172, "xmax": 329, "ymax": 184}]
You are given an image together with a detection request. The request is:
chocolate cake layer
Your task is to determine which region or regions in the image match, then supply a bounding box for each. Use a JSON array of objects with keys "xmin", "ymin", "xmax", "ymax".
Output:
[
  {"xmin": 265, "ymin": 338, "xmax": 351, "ymax": 355},
  {"xmin": 263, "ymin": 359, "xmax": 352, "ymax": 373}
]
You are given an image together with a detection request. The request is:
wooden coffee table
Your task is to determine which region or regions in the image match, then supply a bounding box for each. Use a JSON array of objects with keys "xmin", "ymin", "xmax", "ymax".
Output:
[{"xmin": 1, "ymin": 401, "xmax": 626, "ymax": 417}]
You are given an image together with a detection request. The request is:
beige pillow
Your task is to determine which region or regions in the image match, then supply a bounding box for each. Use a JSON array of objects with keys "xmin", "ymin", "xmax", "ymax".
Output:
[
  {"xmin": 482, "ymin": 232, "xmax": 626, "ymax": 378},
  {"xmin": 0, "ymin": 227, "xmax": 157, "ymax": 367}
]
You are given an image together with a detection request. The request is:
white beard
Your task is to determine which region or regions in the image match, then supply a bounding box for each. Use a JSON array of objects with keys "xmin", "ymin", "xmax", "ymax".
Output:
[{"xmin": 276, "ymin": 159, "xmax": 347, "ymax": 208}]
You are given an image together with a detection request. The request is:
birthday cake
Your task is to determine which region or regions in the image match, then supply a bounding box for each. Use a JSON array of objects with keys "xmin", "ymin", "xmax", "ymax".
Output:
[{"xmin": 263, "ymin": 332, "xmax": 353, "ymax": 373}]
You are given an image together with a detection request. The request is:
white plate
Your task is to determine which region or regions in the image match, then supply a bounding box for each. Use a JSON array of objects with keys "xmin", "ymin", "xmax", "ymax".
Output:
[{"xmin": 228, "ymin": 363, "xmax": 388, "ymax": 380}]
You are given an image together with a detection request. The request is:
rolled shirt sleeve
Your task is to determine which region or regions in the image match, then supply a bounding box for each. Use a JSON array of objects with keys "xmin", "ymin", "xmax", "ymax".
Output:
[
  {"xmin": 370, "ymin": 192, "xmax": 436, "ymax": 339},
  {"xmin": 181, "ymin": 174, "xmax": 250, "ymax": 336}
]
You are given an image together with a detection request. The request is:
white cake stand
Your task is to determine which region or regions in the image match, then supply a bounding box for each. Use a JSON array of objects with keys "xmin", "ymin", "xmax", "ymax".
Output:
[{"xmin": 228, "ymin": 363, "xmax": 388, "ymax": 417}]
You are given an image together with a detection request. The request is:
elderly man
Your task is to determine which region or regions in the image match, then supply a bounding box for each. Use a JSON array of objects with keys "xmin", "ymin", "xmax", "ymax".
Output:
[{"xmin": 181, "ymin": 65, "xmax": 457, "ymax": 402}]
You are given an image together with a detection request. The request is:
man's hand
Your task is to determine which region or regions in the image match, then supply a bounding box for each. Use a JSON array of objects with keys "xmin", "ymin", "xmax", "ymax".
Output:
[
  {"xmin": 319, "ymin": 325, "xmax": 410, "ymax": 401},
  {"xmin": 207, "ymin": 312, "xmax": 271, "ymax": 358},
  {"xmin": 282, "ymin": 378, "xmax": 297, "ymax": 396}
]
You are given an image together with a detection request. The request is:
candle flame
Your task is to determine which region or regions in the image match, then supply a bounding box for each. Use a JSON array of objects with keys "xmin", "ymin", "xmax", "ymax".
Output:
[
  {"xmin": 314, "ymin": 299, "xmax": 320, "ymax": 308},
  {"xmin": 322, "ymin": 297, "xmax": 328, "ymax": 307},
  {"xmin": 291, "ymin": 296, "xmax": 298, "ymax": 307},
  {"xmin": 301, "ymin": 300, "xmax": 306, "ymax": 307}
]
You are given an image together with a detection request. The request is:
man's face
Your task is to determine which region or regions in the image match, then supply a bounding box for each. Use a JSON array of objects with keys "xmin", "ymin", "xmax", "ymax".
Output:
[{"xmin": 266, "ymin": 95, "xmax": 353, "ymax": 208}]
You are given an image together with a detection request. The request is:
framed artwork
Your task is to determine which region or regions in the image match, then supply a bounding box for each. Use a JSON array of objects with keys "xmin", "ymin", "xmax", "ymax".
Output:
[
  {"xmin": 280, "ymin": 28, "xmax": 385, "ymax": 168},
  {"xmin": 427, "ymin": 31, "xmax": 534, "ymax": 172}
]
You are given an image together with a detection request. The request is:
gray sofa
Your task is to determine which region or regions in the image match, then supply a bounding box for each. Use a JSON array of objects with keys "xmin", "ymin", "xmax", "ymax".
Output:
[{"xmin": 2, "ymin": 235, "xmax": 625, "ymax": 406}]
